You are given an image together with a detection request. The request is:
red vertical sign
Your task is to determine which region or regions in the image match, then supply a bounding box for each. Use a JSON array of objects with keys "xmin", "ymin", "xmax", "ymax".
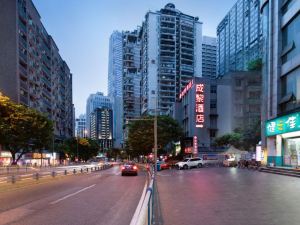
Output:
[
  {"xmin": 195, "ymin": 83, "xmax": 205, "ymax": 128},
  {"xmin": 193, "ymin": 136, "xmax": 198, "ymax": 155}
]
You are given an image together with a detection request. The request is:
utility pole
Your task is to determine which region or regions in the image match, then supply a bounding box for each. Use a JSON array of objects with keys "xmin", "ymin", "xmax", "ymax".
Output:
[{"xmin": 154, "ymin": 96, "xmax": 158, "ymax": 176}]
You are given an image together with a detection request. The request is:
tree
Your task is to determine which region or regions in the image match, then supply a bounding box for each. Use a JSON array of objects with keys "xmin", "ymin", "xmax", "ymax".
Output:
[
  {"xmin": 214, "ymin": 133, "xmax": 242, "ymax": 148},
  {"xmin": 247, "ymin": 58, "xmax": 262, "ymax": 71},
  {"xmin": 0, "ymin": 93, "xmax": 53, "ymax": 164},
  {"xmin": 60, "ymin": 138, "xmax": 99, "ymax": 161},
  {"xmin": 127, "ymin": 115, "xmax": 183, "ymax": 157}
]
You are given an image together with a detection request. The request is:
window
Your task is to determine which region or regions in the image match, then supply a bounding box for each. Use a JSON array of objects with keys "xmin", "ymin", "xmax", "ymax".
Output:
[
  {"xmin": 235, "ymin": 79, "xmax": 242, "ymax": 87},
  {"xmin": 210, "ymin": 130, "xmax": 216, "ymax": 138},
  {"xmin": 210, "ymin": 85, "xmax": 217, "ymax": 94},
  {"xmin": 282, "ymin": 13, "xmax": 300, "ymax": 63}
]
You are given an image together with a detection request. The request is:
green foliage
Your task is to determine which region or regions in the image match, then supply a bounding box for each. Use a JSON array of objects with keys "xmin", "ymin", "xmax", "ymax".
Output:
[
  {"xmin": 214, "ymin": 119, "xmax": 261, "ymax": 151},
  {"xmin": 0, "ymin": 93, "xmax": 53, "ymax": 164},
  {"xmin": 247, "ymin": 58, "xmax": 262, "ymax": 71},
  {"xmin": 60, "ymin": 138, "xmax": 99, "ymax": 161},
  {"xmin": 214, "ymin": 132, "xmax": 242, "ymax": 148},
  {"xmin": 127, "ymin": 115, "xmax": 183, "ymax": 157}
]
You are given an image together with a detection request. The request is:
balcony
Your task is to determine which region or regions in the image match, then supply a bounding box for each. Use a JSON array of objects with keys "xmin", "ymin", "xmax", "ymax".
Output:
[
  {"xmin": 19, "ymin": 79, "xmax": 28, "ymax": 90},
  {"xmin": 18, "ymin": 20, "xmax": 27, "ymax": 33}
]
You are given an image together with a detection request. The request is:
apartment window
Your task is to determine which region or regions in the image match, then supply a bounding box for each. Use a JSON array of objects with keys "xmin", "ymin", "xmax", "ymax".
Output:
[
  {"xmin": 210, "ymin": 85, "xmax": 217, "ymax": 94},
  {"xmin": 281, "ymin": 0, "xmax": 296, "ymax": 15},
  {"xmin": 282, "ymin": 13, "xmax": 300, "ymax": 63},
  {"xmin": 235, "ymin": 79, "xmax": 242, "ymax": 87}
]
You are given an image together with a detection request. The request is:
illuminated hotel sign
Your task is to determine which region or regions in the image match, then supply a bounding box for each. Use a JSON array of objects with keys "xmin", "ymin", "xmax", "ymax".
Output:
[
  {"xmin": 266, "ymin": 112, "xmax": 300, "ymax": 136},
  {"xmin": 195, "ymin": 83, "xmax": 205, "ymax": 128},
  {"xmin": 179, "ymin": 80, "xmax": 194, "ymax": 99}
]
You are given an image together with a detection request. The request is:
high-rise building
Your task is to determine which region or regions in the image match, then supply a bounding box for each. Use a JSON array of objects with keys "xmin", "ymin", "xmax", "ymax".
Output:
[
  {"xmin": 261, "ymin": 0, "xmax": 300, "ymax": 167},
  {"xmin": 217, "ymin": 0, "xmax": 262, "ymax": 76},
  {"xmin": 202, "ymin": 36, "xmax": 217, "ymax": 78},
  {"xmin": 90, "ymin": 107, "xmax": 113, "ymax": 151},
  {"xmin": 108, "ymin": 30, "xmax": 141, "ymax": 147},
  {"xmin": 108, "ymin": 31, "xmax": 123, "ymax": 148},
  {"xmin": 75, "ymin": 114, "xmax": 86, "ymax": 138},
  {"xmin": 0, "ymin": 0, "xmax": 73, "ymax": 140},
  {"xmin": 140, "ymin": 3, "xmax": 202, "ymax": 115},
  {"xmin": 86, "ymin": 92, "xmax": 112, "ymax": 137}
]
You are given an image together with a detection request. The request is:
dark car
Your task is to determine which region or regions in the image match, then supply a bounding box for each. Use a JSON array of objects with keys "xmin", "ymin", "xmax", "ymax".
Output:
[{"xmin": 121, "ymin": 163, "xmax": 138, "ymax": 176}]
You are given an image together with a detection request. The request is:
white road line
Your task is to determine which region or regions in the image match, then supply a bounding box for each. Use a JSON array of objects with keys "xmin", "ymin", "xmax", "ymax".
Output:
[
  {"xmin": 50, "ymin": 184, "xmax": 96, "ymax": 205},
  {"xmin": 115, "ymin": 172, "xmax": 121, "ymax": 176}
]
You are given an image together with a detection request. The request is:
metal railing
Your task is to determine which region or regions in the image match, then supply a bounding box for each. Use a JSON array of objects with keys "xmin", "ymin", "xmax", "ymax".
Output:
[
  {"xmin": 130, "ymin": 166, "xmax": 154, "ymax": 225},
  {"xmin": 0, "ymin": 164, "xmax": 112, "ymax": 185}
]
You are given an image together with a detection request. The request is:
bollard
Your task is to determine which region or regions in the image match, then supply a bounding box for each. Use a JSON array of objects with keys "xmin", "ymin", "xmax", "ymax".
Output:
[
  {"xmin": 51, "ymin": 171, "xmax": 56, "ymax": 177},
  {"xmin": 11, "ymin": 175, "xmax": 16, "ymax": 184},
  {"xmin": 80, "ymin": 168, "xmax": 83, "ymax": 173},
  {"xmin": 73, "ymin": 169, "xmax": 76, "ymax": 174},
  {"xmin": 97, "ymin": 166, "xmax": 99, "ymax": 171},
  {"xmin": 86, "ymin": 168, "xmax": 89, "ymax": 172},
  {"xmin": 94, "ymin": 167, "xmax": 96, "ymax": 171},
  {"xmin": 91, "ymin": 167, "xmax": 93, "ymax": 172},
  {"xmin": 34, "ymin": 173, "xmax": 39, "ymax": 180},
  {"xmin": 64, "ymin": 170, "xmax": 67, "ymax": 175}
]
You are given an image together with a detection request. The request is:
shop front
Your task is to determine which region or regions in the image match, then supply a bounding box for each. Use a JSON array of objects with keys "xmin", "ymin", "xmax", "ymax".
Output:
[{"xmin": 266, "ymin": 112, "xmax": 300, "ymax": 167}]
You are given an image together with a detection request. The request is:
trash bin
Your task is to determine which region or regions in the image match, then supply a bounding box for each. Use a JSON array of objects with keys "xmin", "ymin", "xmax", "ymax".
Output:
[{"xmin": 157, "ymin": 162, "xmax": 161, "ymax": 171}]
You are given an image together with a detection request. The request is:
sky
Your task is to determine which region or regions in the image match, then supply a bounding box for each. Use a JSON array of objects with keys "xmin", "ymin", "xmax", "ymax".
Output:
[{"xmin": 32, "ymin": 0, "xmax": 236, "ymax": 116}]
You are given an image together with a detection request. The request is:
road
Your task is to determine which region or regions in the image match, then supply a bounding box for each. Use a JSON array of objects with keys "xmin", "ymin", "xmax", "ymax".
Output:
[
  {"xmin": 157, "ymin": 167, "xmax": 300, "ymax": 225},
  {"xmin": 0, "ymin": 166, "xmax": 146, "ymax": 225}
]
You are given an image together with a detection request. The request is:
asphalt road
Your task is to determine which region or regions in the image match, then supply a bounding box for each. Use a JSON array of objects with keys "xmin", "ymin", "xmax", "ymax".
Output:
[
  {"xmin": 0, "ymin": 166, "xmax": 146, "ymax": 225},
  {"xmin": 157, "ymin": 167, "xmax": 300, "ymax": 225}
]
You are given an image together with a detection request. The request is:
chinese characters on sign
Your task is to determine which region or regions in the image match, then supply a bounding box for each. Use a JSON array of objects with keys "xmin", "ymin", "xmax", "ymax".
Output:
[
  {"xmin": 179, "ymin": 80, "xmax": 194, "ymax": 99},
  {"xmin": 193, "ymin": 136, "xmax": 198, "ymax": 155},
  {"xmin": 266, "ymin": 113, "xmax": 300, "ymax": 136},
  {"xmin": 195, "ymin": 83, "xmax": 205, "ymax": 128}
]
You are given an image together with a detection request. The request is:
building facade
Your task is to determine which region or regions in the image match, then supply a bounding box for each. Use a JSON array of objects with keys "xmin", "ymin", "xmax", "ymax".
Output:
[
  {"xmin": 75, "ymin": 114, "xmax": 86, "ymax": 138},
  {"xmin": 261, "ymin": 0, "xmax": 300, "ymax": 167},
  {"xmin": 176, "ymin": 71, "xmax": 261, "ymax": 153},
  {"xmin": 140, "ymin": 3, "xmax": 202, "ymax": 115},
  {"xmin": 217, "ymin": 0, "xmax": 262, "ymax": 76},
  {"xmin": 108, "ymin": 31, "xmax": 123, "ymax": 148},
  {"xmin": 90, "ymin": 107, "xmax": 113, "ymax": 151},
  {"xmin": 108, "ymin": 30, "xmax": 141, "ymax": 148},
  {"xmin": 202, "ymin": 36, "xmax": 217, "ymax": 79},
  {"xmin": 0, "ymin": 0, "xmax": 73, "ymax": 140},
  {"xmin": 86, "ymin": 92, "xmax": 112, "ymax": 137}
]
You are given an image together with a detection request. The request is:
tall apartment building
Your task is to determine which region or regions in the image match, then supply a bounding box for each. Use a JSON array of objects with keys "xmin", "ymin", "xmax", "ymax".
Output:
[
  {"xmin": 75, "ymin": 114, "xmax": 86, "ymax": 138},
  {"xmin": 217, "ymin": 0, "xmax": 262, "ymax": 76},
  {"xmin": 140, "ymin": 3, "xmax": 202, "ymax": 115},
  {"xmin": 86, "ymin": 92, "xmax": 112, "ymax": 137},
  {"xmin": 108, "ymin": 30, "xmax": 141, "ymax": 148},
  {"xmin": 202, "ymin": 36, "xmax": 217, "ymax": 78},
  {"xmin": 90, "ymin": 107, "xmax": 113, "ymax": 151},
  {"xmin": 261, "ymin": 0, "xmax": 300, "ymax": 167},
  {"xmin": 108, "ymin": 31, "xmax": 123, "ymax": 148},
  {"xmin": 0, "ymin": 0, "xmax": 73, "ymax": 140}
]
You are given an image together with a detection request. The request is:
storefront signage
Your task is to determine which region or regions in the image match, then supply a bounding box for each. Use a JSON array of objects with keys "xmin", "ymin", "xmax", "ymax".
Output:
[
  {"xmin": 179, "ymin": 80, "xmax": 194, "ymax": 99},
  {"xmin": 184, "ymin": 147, "xmax": 192, "ymax": 154},
  {"xmin": 193, "ymin": 136, "xmax": 198, "ymax": 155},
  {"xmin": 266, "ymin": 112, "xmax": 300, "ymax": 136},
  {"xmin": 195, "ymin": 83, "xmax": 205, "ymax": 128}
]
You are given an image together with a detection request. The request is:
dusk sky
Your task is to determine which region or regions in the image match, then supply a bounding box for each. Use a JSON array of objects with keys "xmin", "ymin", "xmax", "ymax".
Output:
[{"xmin": 32, "ymin": 0, "xmax": 236, "ymax": 116}]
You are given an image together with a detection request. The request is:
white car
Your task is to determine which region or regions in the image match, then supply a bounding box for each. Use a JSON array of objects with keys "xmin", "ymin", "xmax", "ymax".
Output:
[{"xmin": 175, "ymin": 158, "xmax": 204, "ymax": 170}]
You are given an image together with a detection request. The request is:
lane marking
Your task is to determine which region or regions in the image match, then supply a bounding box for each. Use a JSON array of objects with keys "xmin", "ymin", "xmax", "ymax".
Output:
[
  {"xmin": 115, "ymin": 172, "xmax": 121, "ymax": 176},
  {"xmin": 49, "ymin": 184, "xmax": 96, "ymax": 205}
]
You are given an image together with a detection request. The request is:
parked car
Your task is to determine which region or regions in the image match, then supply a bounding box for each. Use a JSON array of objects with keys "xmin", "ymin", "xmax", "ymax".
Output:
[
  {"xmin": 160, "ymin": 161, "xmax": 171, "ymax": 170},
  {"xmin": 121, "ymin": 162, "xmax": 138, "ymax": 176},
  {"xmin": 175, "ymin": 158, "xmax": 203, "ymax": 170}
]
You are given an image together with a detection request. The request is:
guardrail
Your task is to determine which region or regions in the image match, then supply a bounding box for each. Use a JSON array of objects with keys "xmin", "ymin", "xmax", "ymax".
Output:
[
  {"xmin": 0, "ymin": 164, "xmax": 112, "ymax": 185},
  {"xmin": 130, "ymin": 166, "xmax": 154, "ymax": 225}
]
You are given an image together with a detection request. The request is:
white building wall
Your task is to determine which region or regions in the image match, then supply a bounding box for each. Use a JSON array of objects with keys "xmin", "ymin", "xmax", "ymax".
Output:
[
  {"xmin": 194, "ymin": 21, "xmax": 203, "ymax": 77},
  {"xmin": 147, "ymin": 13, "xmax": 159, "ymax": 112}
]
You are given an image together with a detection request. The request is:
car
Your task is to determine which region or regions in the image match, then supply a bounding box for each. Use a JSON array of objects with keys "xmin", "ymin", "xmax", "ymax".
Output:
[
  {"xmin": 121, "ymin": 163, "xmax": 138, "ymax": 176},
  {"xmin": 160, "ymin": 161, "xmax": 171, "ymax": 170},
  {"xmin": 175, "ymin": 157, "xmax": 204, "ymax": 170}
]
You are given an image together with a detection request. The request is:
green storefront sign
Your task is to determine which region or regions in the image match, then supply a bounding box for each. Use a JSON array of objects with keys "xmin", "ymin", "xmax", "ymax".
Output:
[{"xmin": 266, "ymin": 112, "xmax": 300, "ymax": 136}]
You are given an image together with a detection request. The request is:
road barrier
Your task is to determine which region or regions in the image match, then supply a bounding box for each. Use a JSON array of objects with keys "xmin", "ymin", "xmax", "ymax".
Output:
[
  {"xmin": 0, "ymin": 164, "xmax": 113, "ymax": 185},
  {"xmin": 130, "ymin": 166, "xmax": 154, "ymax": 225}
]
